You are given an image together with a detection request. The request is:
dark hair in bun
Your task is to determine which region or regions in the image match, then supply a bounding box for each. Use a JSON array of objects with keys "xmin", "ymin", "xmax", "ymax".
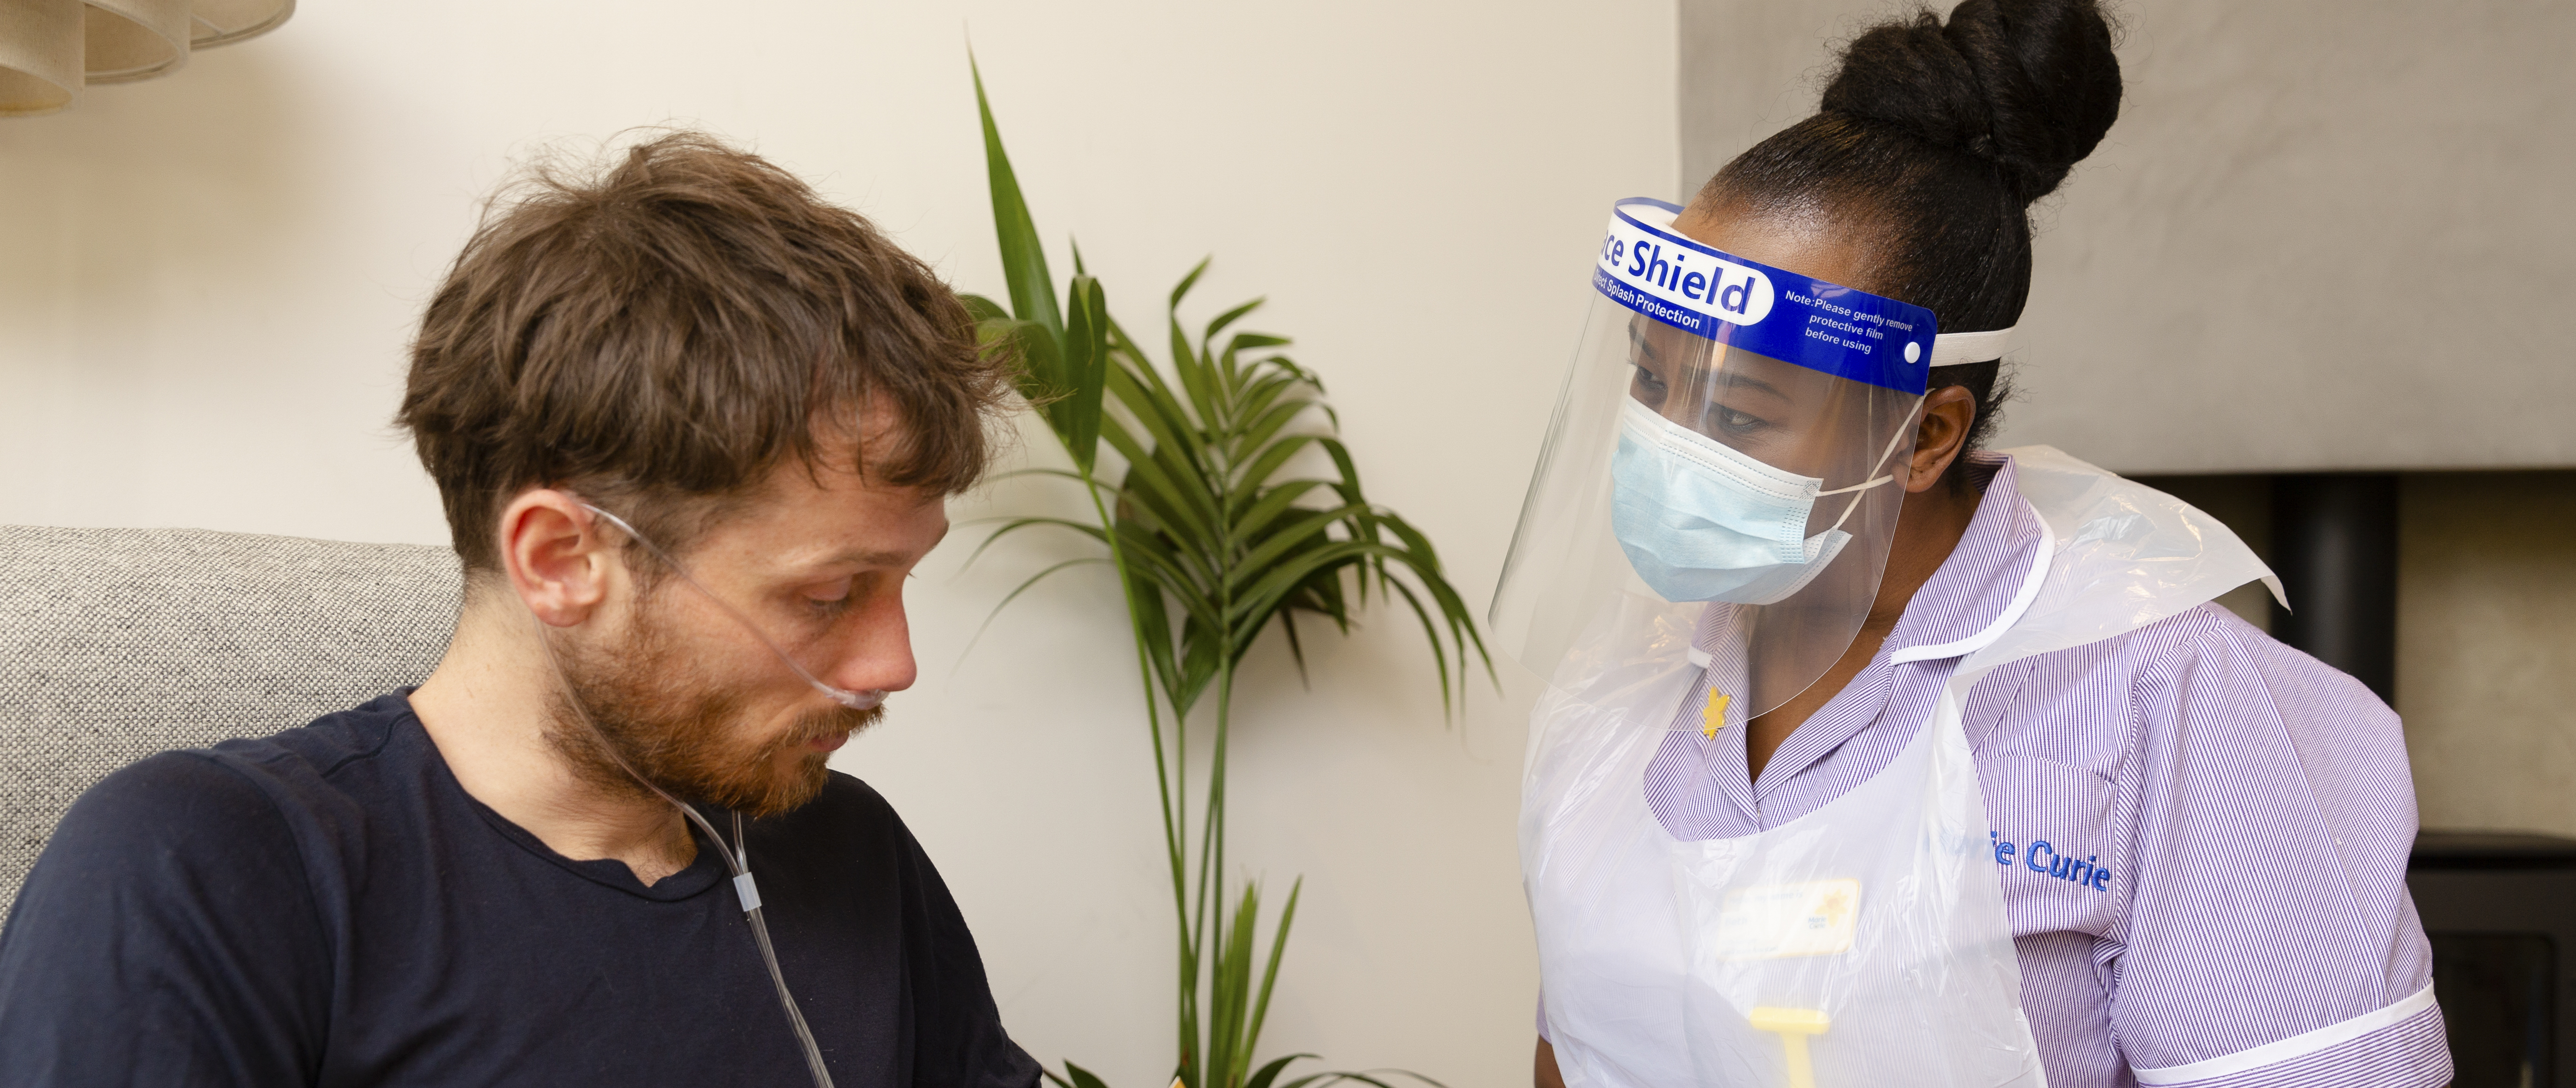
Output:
[{"xmin": 1701, "ymin": 0, "xmax": 2122, "ymax": 482}]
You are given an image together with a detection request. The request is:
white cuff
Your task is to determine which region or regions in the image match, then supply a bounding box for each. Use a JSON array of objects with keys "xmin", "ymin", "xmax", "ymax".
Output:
[{"xmin": 2130, "ymin": 983, "xmax": 2439, "ymax": 1086}]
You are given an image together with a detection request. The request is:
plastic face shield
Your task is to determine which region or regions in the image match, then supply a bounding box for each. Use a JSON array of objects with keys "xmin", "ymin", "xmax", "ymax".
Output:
[{"xmin": 1490, "ymin": 198, "xmax": 1944, "ymax": 723}]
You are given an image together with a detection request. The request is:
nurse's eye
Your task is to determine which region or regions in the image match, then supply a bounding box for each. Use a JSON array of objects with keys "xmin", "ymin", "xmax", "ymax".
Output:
[
  {"xmin": 1630, "ymin": 366, "xmax": 1669, "ymax": 407},
  {"xmin": 1709, "ymin": 405, "xmax": 1768, "ymax": 436}
]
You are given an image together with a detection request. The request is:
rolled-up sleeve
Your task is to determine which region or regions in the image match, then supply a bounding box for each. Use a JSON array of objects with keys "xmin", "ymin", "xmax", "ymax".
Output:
[{"xmin": 2102, "ymin": 623, "xmax": 2450, "ymax": 1088}]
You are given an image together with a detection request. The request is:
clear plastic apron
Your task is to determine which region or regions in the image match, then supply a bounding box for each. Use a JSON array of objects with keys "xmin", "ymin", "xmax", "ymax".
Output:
[{"xmin": 1523, "ymin": 447, "xmax": 2282, "ymax": 1088}]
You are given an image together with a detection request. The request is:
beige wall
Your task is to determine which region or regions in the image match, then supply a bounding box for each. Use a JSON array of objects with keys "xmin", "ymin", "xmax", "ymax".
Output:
[
  {"xmin": 1680, "ymin": 0, "xmax": 2576, "ymax": 840},
  {"xmin": 2397, "ymin": 473, "xmax": 2576, "ymax": 838},
  {"xmin": 1682, "ymin": 0, "xmax": 2576, "ymax": 473},
  {"xmin": 0, "ymin": 2, "xmax": 1678, "ymax": 1083}
]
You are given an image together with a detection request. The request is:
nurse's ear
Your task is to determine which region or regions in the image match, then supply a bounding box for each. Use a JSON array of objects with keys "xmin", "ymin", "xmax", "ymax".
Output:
[{"xmin": 1902, "ymin": 385, "xmax": 1979, "ymax": 493}]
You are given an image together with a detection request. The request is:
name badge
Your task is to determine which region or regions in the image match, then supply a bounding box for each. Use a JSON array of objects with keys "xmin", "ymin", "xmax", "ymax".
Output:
[{"xmin": 1712, "ymin": 879, "xmax": 1860, "ymax": 960}]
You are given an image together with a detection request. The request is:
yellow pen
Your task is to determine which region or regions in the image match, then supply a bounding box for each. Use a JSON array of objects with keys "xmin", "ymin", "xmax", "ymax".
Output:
[{"xmin": 1748, "ymin": 1007, "xmax": 1829, "ymax": 1088}]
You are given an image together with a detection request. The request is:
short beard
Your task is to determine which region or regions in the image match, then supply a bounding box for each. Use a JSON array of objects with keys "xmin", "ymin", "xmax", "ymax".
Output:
[{"xmin": 540, "ymin": 590, "xmax": 878, "ymax": 818}]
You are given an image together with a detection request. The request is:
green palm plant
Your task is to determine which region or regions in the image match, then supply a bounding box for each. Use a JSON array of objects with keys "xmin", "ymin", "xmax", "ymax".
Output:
[{"xmin": 960, "ymin": 59, "xmax": 1490, "ymax": 1088}]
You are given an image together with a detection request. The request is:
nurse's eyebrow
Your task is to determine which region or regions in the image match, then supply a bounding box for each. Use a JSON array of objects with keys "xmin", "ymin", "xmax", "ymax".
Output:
[
  {"xmin": 1716, "ymin": 371, "xmax": 1790, "ymax": 401},
  {"xmin": 1626, "ymin": 322, "xmax": 1662, "ymax": 364}
]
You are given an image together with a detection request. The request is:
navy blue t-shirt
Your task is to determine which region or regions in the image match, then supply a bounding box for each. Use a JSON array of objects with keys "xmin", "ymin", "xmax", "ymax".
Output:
[{"xmin": 0, "ymin": 692, "xmax": 1039, "ymax": 1088}]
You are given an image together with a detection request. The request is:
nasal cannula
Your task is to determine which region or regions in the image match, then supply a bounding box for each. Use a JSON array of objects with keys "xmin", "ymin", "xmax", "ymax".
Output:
[{"xmin": 526, "ymin": 500, "xmax": 892, "ymax": 1088}]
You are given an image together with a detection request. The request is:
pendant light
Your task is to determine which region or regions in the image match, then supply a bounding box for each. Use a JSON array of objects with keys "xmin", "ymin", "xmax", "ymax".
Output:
[{"xmin": 0, "ymin": 0, "xmax": 291, "ymax": 116}]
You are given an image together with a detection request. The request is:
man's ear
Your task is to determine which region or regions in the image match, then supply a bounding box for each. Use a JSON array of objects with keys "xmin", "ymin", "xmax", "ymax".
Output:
[
  {"xmin": 498, "ymin": 489, "xmax": 619, "ymax": 627},
  {"xmin": 1903, "ymin": 386, "xmax": 1978, "ymax": 493}
]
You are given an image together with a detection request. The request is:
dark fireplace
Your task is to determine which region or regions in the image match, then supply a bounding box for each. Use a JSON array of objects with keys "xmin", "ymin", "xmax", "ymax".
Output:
[{"xmin": 2409, "ymin": 831, "xmax": 2576, "ymax": 1087}]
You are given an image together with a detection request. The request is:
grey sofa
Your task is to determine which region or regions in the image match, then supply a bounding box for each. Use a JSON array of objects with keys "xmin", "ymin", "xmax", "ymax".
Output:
[{"xmin": 0, "ymin": 525, "xmax": 462, "ymax": 916}]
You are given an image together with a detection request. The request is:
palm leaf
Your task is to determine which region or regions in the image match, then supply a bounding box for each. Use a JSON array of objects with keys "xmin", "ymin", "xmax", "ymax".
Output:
[
  {"xmin": 1230, "ymin": 396, "xmax": 1325, "ymax": 474},
  {"xmin": 1061, "ymin": 274, "xmax": 1112, "ymax": 471},
  {"xmin": 1228, "ymin": 478, "xmax": 1331, "ymax": 542},
  {"xmin": 959, "ymin": 516, "xmax": 1107, "ymax": 571},
  {"xmin": 971, "ymin": 56, "xmax": 1061, "ymax": 343},
  {"xmin": 962, "ymin": 293, "xmax": 1011, "ymax": 325},
  {"xmin": 1228, "ymin": 434, "xmax": 1325, "ymax": 505},
  {"xmin": 1246, "ymin": 1055, "xmax": 1319, "ymax": 1088},
  {"xmin": 1204, "ymin": 297, "xmax": 1265, "ymax": 347},
  {"xmin": 1241, "ymin": 877, "xmax": 1302, "ymax": 1080},
  {"xmin": 1057, "ymin": 1061, "xmax": 1117, "ymax": 1088},
  {"xmin": 1276, "ymin": 1073, "xmax": 1451, "ymax": 1088},
  {"xmin": 968, "ymin": 63, "xmax": 1488, "ymax": 1088},
  {"xmin": 1220, "ymin": 503, "xmax": 1376, "ymax": 593},
  {"xmin": 959, "ymin": 556, "xmax": 1113, "ymax": 665}
]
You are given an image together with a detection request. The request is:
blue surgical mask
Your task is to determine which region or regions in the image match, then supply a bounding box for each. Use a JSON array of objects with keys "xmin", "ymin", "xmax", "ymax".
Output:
[{"xmin": 1610, "ymin": 399, "xmax": 1891, "ymax": 604}]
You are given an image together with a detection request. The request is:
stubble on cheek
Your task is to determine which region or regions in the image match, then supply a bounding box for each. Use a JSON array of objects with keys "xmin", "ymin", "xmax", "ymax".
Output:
[
  {"xmin": 731, "ymin": 703, "xmax": 881, "ymax": 815},
  {"xmin": 543, "ymin": 601, "xmax": 881, "ymax": 819}
]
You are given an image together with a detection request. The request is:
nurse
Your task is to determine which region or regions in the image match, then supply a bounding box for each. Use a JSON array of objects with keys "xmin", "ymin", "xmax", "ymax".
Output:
[{"xmin": 1491, "ymin": 1, "xmax": 2452, "ymax": 1086}]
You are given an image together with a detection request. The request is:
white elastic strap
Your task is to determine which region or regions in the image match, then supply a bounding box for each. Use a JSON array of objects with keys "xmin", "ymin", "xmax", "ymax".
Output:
[
  {"xmin": 1815, "ymin": 330, "xmax": 2016, "ymax": 531},
  {"xmin": 1816, "ymin": 414, "xmax": 1919, "ymax": 532},
  {"xmin": 1928, "ymin": 325, "xmax": 2017, "ymax": 366},
  {"xmin": 1815, "ymin": 475, "xmax": 1893, "ymax": 499}
]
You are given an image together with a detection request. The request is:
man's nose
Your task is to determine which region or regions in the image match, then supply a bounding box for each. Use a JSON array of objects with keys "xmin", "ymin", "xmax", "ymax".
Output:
[{"xmin": 823, "ymin": 590, "xmax": 917, "ymax": 695}]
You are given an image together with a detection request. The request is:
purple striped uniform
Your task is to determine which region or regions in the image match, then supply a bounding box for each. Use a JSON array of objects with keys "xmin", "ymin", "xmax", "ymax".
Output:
[{"xmin": 1537, "ymin": 454, "xmax": 2450, "ymax": 1088}]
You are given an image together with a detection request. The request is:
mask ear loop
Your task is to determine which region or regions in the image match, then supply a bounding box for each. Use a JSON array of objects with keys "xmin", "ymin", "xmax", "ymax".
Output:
[
  {"xmin": 525, "ymin": 504, "xmax": 841, "ymax": 1088},
  {"xmin": 1812, "ymin": 408, "xmax": 1920, "ymax": 535}
]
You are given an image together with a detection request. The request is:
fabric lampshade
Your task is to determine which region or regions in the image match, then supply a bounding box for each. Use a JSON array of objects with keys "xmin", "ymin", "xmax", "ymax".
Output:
[{"xmin": 0, "ymin": 0, "xmax": 289, "ymax": 115}]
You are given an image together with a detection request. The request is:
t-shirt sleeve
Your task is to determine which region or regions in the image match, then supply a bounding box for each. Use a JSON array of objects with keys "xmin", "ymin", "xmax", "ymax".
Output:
[
  {"xmin": 2102, "ymin": 617, "xmax": 2450, "ymax": 1088},
  {"xmin": 0, "ymin": 752, "xmax": 332, "ymax": 1087},
  {"xmin": 892, "ymin": 820, "xmax": 1041, "ymax": 1088}
]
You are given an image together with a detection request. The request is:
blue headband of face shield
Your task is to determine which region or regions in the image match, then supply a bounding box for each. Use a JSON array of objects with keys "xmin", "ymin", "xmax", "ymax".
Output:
[{"xmin": 1594, "ymin": 199, "xmax": 2017, "ymax": 604}]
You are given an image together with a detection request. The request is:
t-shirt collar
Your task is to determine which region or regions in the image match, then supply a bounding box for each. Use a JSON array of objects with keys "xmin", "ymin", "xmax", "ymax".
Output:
[{"xmin": 400, "ymin": 698, "xmax": 731, "ymax": 902}]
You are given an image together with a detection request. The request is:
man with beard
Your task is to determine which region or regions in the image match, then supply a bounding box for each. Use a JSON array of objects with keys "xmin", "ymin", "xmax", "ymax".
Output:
[{"xmin": 0, "ymin": 132, "xmax": 1042, "ymax": 1088}]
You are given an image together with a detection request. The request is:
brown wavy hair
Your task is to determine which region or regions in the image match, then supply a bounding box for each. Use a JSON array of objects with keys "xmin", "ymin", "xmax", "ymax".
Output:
[{"xmin": 398, "ymin": 130, "xmax": 1011, "ymax": 579}]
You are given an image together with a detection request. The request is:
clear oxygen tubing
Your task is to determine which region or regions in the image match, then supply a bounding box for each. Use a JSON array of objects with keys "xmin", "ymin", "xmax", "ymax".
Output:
[
  {"xmin": 532, "ymin": 621, "xmax": 838, "ymax": 1088},
  {"xmin": 578, "ymin": 503, "xmax": 885, "ymax": 713},
  {"xmin": 520, "ymin": 501, "xmax": 849, "ymax": 1088}
]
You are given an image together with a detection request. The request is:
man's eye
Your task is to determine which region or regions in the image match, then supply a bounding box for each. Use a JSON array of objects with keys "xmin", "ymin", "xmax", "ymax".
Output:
[{"xmin": 802, "ymin": 579, "xmax": 855, "ymax": 612}]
